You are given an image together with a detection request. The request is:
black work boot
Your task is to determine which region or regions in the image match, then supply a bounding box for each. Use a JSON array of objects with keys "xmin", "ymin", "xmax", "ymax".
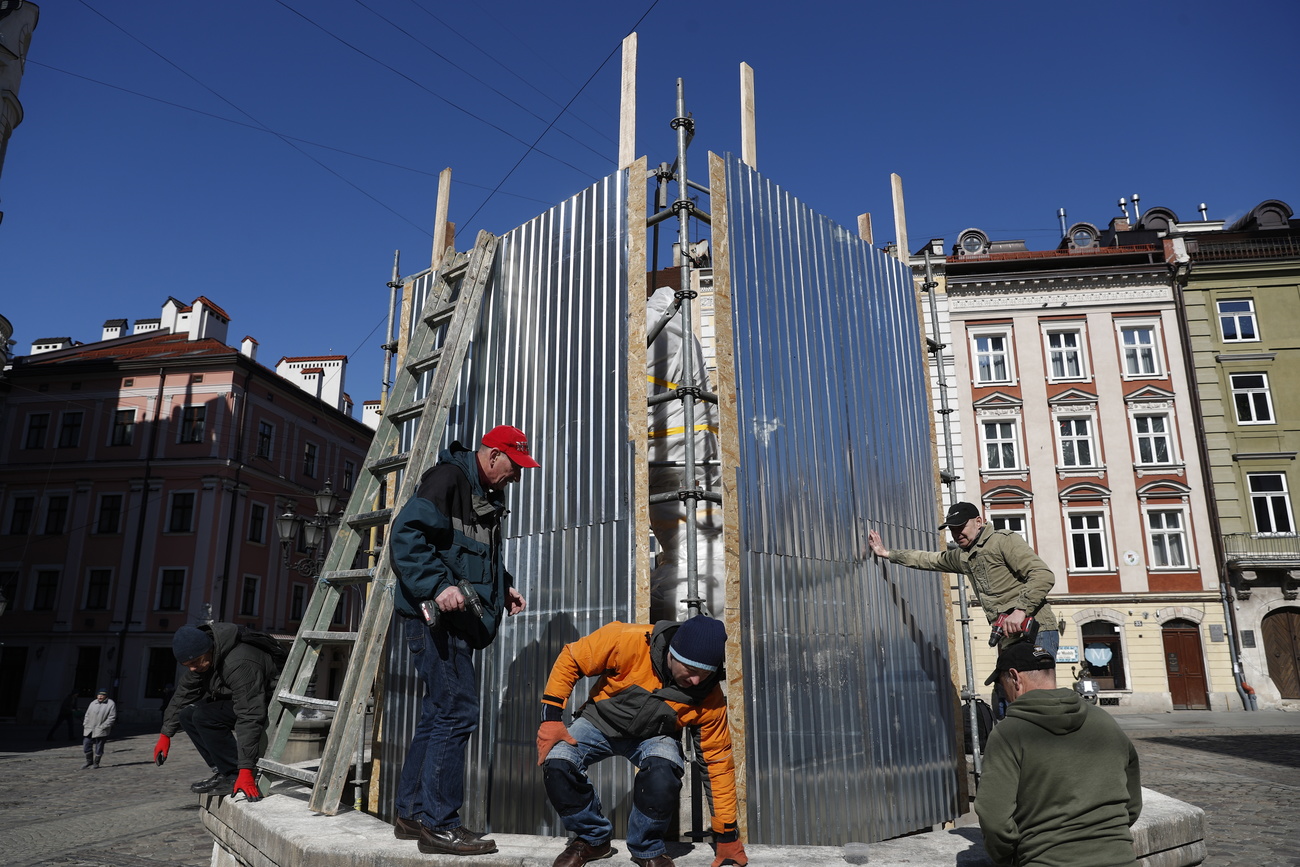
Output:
[{"xmin": 81, "ymin": 753, "xmax": 94, "ymax": 769}]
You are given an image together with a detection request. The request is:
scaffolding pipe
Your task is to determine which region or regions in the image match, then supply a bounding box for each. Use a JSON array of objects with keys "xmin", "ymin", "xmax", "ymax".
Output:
[{"xmin": 923, "ymin": 248, "xmax": 983, "ymax": 780}]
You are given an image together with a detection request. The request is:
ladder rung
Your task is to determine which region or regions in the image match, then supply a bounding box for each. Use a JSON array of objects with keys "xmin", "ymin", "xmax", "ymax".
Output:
[
  {"xmin": 321, "ymin": 567, "xmax": 375, "ymax": 586},
  {"xmin": 406, "ymin": 348, "xmax": 446, "ymax": 377},
  {"xmin": 347, "ymin": 508, "xmax": 393, "ymax": 531},
  {"xmin": 441, "ymin": 257, "xmax": 470, "ymax": 280},
  {"xmin": 302, "ymin": 630, "xmax": 358, "ymax": 643},
  {"xmin": 277, "ymin": 692, "xmax": 339, "ymax": 712},
  {"xmin": 257, "ymin": 758, "xmax": 319, "ymax": 785},
  {"xmin": 423, "ymin": 301, "xmax": 459, "ymax": 327},
  {"xmin": 368, "ymin": 451, "xmax": 410, "ymax": 476},
  {"xmin": 387, "ymin": 399, "xmax": 426, "ymax": 426}
]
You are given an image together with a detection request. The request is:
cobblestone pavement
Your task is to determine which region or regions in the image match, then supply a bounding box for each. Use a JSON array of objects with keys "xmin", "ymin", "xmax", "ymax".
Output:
[
  {"xmin": 4, "ymin": 713, "xmax": 1299, "ymax": 866},
  {"xmin": 1114, "ymin": 712, "xmax": 1300, "ymax": 867}
]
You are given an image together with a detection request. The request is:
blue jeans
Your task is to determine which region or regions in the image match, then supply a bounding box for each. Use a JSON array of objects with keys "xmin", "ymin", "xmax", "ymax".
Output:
[
  {"xmin": 992, "ymin": 630, "xmax": 1059, "ymax": 719},
  {"xmin": 395, "ymin": 617, "xmax": 479, "ymax": 830},
  {"xmin": 545, "ymin": 717, "xmax": 685, "ymax": 860}
]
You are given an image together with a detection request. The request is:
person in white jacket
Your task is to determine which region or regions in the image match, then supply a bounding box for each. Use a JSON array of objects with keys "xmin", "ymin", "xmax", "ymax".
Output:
[{"xmin": 81, "ymin": 688, "xmax": 116, "ymax": 769}]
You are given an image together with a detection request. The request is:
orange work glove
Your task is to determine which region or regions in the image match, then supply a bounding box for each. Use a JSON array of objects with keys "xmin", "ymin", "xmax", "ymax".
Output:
[
  {"xmin": 711, "ymin": 839, "xmax": 748, "ymax": 866},
  {"xmin": 232, "ymin": 769, "xmax": 263, "ymax": 802},
  {"xmin": 153, "ymin": 733, "xmax": 171, "ymax": 766},
  {"xmin": 536, "ymin": 720, "xmax": 577, "ymax": 765}
]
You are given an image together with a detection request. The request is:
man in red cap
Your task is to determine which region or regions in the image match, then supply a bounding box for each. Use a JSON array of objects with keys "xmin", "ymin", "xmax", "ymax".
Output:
[{"xmin": 388, "ymin": 426, "xmax": 538, "ymax": 856}]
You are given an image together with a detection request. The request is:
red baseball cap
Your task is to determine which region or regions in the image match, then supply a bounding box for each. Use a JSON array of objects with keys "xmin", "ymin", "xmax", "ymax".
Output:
[{"xmin": 481, "ymin": 425, "xmax": 540, "ymax": 468}]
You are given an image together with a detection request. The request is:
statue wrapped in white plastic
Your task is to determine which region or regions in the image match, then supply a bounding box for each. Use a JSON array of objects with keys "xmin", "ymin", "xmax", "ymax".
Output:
[{"xmin": 646, "ymin": 285, "xmax": 724, "ymax": 621}]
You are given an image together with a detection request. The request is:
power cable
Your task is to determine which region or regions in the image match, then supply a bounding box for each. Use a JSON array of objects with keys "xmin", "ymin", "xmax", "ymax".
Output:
[
  {"xmin": 350, "ymin": 0, "xmax": 612, "ymax": 163},
  {"xmin": 73, "ymin": 0, "xmax": 431, "ymax": 235},
  {"xmin": 25, "ymin": 59, "xmax": 554, "ymax": 208},
  {"xmin": 462, "ymin": 0, "xmax": 663, "ymax": 228}
]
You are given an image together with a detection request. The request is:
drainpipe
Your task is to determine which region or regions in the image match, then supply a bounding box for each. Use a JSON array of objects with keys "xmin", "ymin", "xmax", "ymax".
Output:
[
  {"xmin": 217, "ymin": 367, "xmax": 254, "ymax": 622},
  {"xmin": 1168, "ymin": 247, "xmax": 1253, "ymax": 710}
]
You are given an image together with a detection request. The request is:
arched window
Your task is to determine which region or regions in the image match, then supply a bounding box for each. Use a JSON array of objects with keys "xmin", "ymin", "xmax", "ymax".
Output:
[{"xmin": 1081, "ymin": 620, "xmax": 1127, "ymax": 689}]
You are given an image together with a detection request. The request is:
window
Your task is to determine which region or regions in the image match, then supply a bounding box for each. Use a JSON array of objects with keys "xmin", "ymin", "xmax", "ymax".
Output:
[
  {"xmin": 24, "ymin": 413, "xmax": 49, "ymax": 449},
  {"xmin": 1057, "ymin": 416, "xmax": 1097, "ymax": 467},
  {"xmin": 1218, "ymin": 299, "xmax": 1258, "ymax": 342},
  {"xmin": 33, "ymin": 570, "xmax": 60, "ymax": 610},
  {"xmin": 343, "ymin": 460, "xmax": 356, "ymax": 492},
  {"xmin": 248, "ymin": 503, "xmax": 266, "ymax": 543},
  {"xmin": 158, "ymin": 569, "xmax": 185, "ymax": 611},
  {"xmin": 1134, "ymin": 414, "xmax": 1172, "ymax": 465},
  {"xmin": 9, "ymin": 496, "xmax": 35, "ymax": 535},
  {"xmin": 303, "ymin": 442, "xmax": 318, "ymax": 478},
  {"xmin": 973, "ymin": 333, "xmax": 1011, "ymax": 384},
  {"xmin": 291, "ymin": 585, "xmax": 306, "ymax": 621},
  {"xmin": 1119, "ymin": 324, "xmax": 1161, "ymax": 376},
  {"xmin": 96, "ymin": 494, "xmax": 124, "ymax": 534},
  {"xmin": 982, "ymin": 420, "xmax": 1020, "ymax": 470},
  {"xmin": 1081, "ymin": 621, "xmax": 1127, "ymax": 689},
  {"xmin": 991, "ymin": 513, "xmax": 1028, "ymax": 542},
  {"xmin": 180, "ymin": 405, "xmax": 206, "ymax": 443},
  {"xmin": 1230, "ymin": 373, "xmax": 1274, "ymax": 425},
  {"xmin": 44, "ymin": 495, "xmax": 69, "ymax": 535},
  {"xmin": 1249, "ymin": 473, "xmax": 1294, "ymax": 535},
  {"xmin": 145, "ymin": 648, "xmax": 176, "ymax": 704},
  {"xmin": 240, "ymin": 576, "xmax": 259, "ymax": 617},
  {"xmin": 85, "ymin": 569, "xmax": 112, "ymax": 610},
  {"xmin": 111, "ymin": 409, "xmax": 136, "ymax": 446},
  {"xmin": 1147, "ymin": 510, "xmax": 1188, "ymax": 568},
  {"xmin": 1046, "ymin": 330, "xmax": 1086, "ymax": 380},
  {"xmin": 256, "ymin": 421, "xmax": 274, "ymax": 459},
  {"xmin": 57, "ymin": 412, "xmax": 83, "ymax": 448},
  {"xmin": 1068, "ymin": 512, "xmax": 1109, "ymax": 570},
  {"xmin": 167, "ymin": 493, "xmax": 195, "ymax": 533}
]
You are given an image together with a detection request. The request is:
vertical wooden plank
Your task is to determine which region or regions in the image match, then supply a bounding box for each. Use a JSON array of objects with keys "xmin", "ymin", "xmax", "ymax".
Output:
[
  {"xmin": 739, "ymin": 63, "xmax": 757, "ymax": 170},
  {"xmin": 709, "ymin": 151, "xmax": 748, "ymax": 839},
  {"xmin": 431, "ymin": 167, "xmax": 453, "ymax": 270},
  {"xmin": 891, "ymin": 173, "xmax": 909, "ymax": 261},
  {"xmin": 619, "ymin": 35, "xmax": 638, "ymax": 170},
  {"xmin": 858, "ymin": 213, "xmax": 873, "ymax": 245},
  {"xmin": 626, "ymin": 157, "xmax": 651, "ymax": 621}
]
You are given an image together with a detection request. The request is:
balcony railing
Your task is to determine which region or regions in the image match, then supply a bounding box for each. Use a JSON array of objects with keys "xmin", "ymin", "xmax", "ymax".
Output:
[
  {"xmin": 1222, "ymin": 532, "xmax": 1300, "ymax": 563},
  {"xmin": 1190, "ymin": 236, "xmax": 1300, "ymax": 262}
]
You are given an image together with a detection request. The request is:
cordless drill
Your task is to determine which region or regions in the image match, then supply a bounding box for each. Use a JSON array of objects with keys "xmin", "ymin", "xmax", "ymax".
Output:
[
  {"xmin": 988, "ymin": 611, "xmax": 1040, "ymax": 647},
  {"xmin": 419, "ymin": 579, "xmax": 485, "ymax": 629}
]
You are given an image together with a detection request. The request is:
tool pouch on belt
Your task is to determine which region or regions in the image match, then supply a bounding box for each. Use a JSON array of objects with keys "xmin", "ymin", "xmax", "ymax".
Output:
[{"xmin": 587, "ymin": 685, "xmax": 681, "ymax": 739}]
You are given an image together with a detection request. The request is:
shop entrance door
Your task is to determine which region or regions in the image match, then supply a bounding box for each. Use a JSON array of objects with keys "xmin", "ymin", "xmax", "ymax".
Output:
[
  {"xmin": 1261, "ymin": 608, "xmax": 1300, "ymax": 699},
  {"xmin": 1162, "ymin": 620, "xmax": 1209, "ymax": 710}
]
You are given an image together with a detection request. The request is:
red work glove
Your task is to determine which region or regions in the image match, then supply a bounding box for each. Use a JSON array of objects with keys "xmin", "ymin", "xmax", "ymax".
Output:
[
  {"xmin": 536, "ymin": 720, "xmax": 577, "ymax": 765},
  {"xmin": 711, "ymin": 839, "xmax": 748, "ymax": 866},
  {"xmin": 232, "ymin": 769, "xmax": 263, "ymax": 802},
  {"xmin": 153, "ymin": 733, "xmax": 171, "ymax": 766}
]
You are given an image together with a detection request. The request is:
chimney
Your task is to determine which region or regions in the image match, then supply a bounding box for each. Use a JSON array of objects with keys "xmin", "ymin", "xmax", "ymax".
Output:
[
  {"xmin": 240, "ymin": 336, "xmax": 258, "ymax": 362},
  {"xmin": 101, "ymin": 319, "xmax": 129, "ymax": 342}
]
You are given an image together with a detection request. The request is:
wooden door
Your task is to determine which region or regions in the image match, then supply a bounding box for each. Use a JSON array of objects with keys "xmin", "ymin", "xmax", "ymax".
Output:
[
  {"xmin": 1162, "ymin": 626, "xmax": 1209, "ymax": 710},
  {"xmin": 1261, "ymin": 609, "xmax": 1300, "ymax": 700}
]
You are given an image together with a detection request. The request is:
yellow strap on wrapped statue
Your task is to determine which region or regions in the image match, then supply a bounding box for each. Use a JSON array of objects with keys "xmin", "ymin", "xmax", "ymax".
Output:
[{"xmin": 647, "ymin": 423, "xmax": 719, "ymax": 439}]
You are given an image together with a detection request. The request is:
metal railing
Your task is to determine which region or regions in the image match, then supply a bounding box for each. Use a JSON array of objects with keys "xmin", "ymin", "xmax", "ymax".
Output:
[
  {"xmin": 1222, "ymin": 532, "xmax": 1300, "ymax": 563},
  {"xmin": 1191, "ymin": 236, "xmax": 1300, "ymax": 261}
]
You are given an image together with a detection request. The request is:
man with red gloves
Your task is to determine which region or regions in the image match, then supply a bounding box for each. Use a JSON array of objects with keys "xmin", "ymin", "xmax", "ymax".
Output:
[
  {"xmin": 537, "ymin": 616, "xmax": 747, "ymax": 867},
  {"xmin": 154, "ymin": 623, "xmax": 279, "ymax": 801}
]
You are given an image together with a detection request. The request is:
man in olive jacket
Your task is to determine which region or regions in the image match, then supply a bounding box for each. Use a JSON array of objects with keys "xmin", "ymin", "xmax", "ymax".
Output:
[
  {"xmin": 153, "ymin": 623, "xmax": 279, "ymax": 800},
  {"xmin": 868, "ymin": 501, "xmax": 1058, "ymax": 655},
  {"xmin": 975, "ymin": 643, "xmax": 1142, "ymax": 867}
]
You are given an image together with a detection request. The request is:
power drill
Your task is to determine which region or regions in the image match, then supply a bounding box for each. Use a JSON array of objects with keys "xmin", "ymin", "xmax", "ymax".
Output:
[
  {"xmin": 988, "ymin": 611, "xmax": 1040, "ymax": 647},
  {"xmin": 419, "ymin": 579, "xmax": 485, "ymax": 629}
]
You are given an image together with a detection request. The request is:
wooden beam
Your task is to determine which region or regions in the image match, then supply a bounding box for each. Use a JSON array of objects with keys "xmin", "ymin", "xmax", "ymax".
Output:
[
  {"xmin": 739, "ymin": 63, "xmax": 756, "ymax": 169},
  {"xmin": 431, "ymin": 167, "xmax": 452, "ymax": 270},
  {"xmin": 891, "ymin": 172, "xmax": 909, "ymax": 261},
  {"xmin": 619, "ymin": 34, "xmax": 637, "ymax": 169},
  {"xmin": 858, "ymin": 212, "xmax": 873, "ymax": 245},
  {"xmin": 626, "ymin": 157, "xmax": 651, "ymax": 621},
  {"xmin": 708, "ymin": 151, "xmax": 748, "ymax": 840}
]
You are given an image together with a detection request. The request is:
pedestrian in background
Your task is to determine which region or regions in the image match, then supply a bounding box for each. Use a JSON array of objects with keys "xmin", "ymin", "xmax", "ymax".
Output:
[
  {"xmin": 81, "ymin": 688, "xmax": 116, "ymax": 769},
  {"xmin": 46, "ymin": 688, "xmax": 79, "ymax": 742}
]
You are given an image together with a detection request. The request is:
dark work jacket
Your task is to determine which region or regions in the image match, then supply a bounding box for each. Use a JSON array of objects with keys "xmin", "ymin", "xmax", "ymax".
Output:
[
  {"xmin": 161, "ymin": 622, "xmax": 278, "ymax": 770},
  {"xmin": 388, "ymin": 443, "xmax": 513, "ymax": 649}
]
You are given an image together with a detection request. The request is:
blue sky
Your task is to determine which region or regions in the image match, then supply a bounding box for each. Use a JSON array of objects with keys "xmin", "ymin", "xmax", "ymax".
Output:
[{"xmin": 3, "ymin": 0, "xmax": 1297, "ymax": 408}]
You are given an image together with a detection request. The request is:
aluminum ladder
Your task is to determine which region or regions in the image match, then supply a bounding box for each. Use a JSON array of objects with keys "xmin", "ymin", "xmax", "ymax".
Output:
[{"xmin": 257, "ymin": 229, "xmax": 499, "ymax": 814}]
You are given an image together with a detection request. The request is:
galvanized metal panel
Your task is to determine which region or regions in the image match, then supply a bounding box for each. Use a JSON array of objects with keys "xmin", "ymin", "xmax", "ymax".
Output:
[
  {"xmin": 379, "ymin": 171, "xmax": 636, "ymax": 835},
  {"xmin": 723, "ymin": 155, "xmax": 957, "ymax": 844}
]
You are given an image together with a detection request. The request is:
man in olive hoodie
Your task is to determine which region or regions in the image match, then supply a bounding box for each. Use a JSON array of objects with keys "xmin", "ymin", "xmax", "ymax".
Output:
[{"xmin": 975, "ymin": 643, "xmax": 1142, "ymax": 867}]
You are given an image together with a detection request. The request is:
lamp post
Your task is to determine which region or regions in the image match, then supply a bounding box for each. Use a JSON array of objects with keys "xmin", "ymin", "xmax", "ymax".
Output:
[{"xmin": 276, "ymin": 481, "xmax": 345, "ymax": 578}]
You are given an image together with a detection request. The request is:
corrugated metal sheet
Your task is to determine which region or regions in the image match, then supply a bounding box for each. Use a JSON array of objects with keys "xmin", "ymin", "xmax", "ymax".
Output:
[
  {"xmin": 723, "ymin": 155, "xmax": 957, "ymax": 843},
  {"xmin": 379, "ymin": 170, "xmax": 637, "ymax": 836}
]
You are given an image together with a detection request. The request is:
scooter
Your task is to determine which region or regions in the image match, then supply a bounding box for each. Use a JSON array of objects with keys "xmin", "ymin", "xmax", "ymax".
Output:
[{"xmin": 1072, "ymin": 664, "xmax": 1099, "ymax": 704}]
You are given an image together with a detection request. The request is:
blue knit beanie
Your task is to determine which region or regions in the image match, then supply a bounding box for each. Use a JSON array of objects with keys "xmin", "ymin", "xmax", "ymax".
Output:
[
  {"xmin": 173, "ymin": 625, "xmax": 213, "ymax": 663},
  {"xmin": 669, "ymin": 616, "xmax": 726, "ymax": 672}
]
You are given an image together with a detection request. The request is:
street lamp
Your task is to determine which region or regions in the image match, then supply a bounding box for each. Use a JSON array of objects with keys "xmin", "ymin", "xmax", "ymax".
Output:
[{"xmin": 276, "ymin": 481, "xmax": 346, "ymax": 578}]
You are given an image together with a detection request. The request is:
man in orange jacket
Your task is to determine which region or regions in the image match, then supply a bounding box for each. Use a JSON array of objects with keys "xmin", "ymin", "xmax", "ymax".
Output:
[{"xmin": 536, "ymin": 616, "xmax": 747, "ymax": 867}]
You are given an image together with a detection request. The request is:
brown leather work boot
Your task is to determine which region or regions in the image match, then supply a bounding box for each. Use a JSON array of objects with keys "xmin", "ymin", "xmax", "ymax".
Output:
[
  {"xmin": 417, "ymin": 825, "xmax": 497, "ymax": 856},
  {"xmin": 552, "ymin": 837, "xmax": 614, "ymax": 867},
  {"xmin": 630, "ymin": 855, "xmax": 675, "ymax": 867}
]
